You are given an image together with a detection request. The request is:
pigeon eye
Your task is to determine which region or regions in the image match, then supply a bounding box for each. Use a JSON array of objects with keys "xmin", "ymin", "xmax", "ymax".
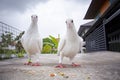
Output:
[
  {"xmin": 71, "ymin": 20, "xmax": 73, "ymax": 23},
  {"xmin": 65, "ymin": 21, "xmax": 67, "ymax": 24}
]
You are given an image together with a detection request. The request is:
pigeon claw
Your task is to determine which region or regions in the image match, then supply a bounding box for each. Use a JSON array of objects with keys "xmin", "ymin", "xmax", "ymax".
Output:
[
  {"xmin": 55, "ymin": 64, "xmax": 66, "ymax": 68},
  {"xmin": 31, "ymin": 62, "xmax": 41, "ymax": 66},
  {"xmin": 72, "ymin": 63, "xmax": 81, "ymax": 67},
  {"xmin": 24, "ymin": 62, "xmax": 32, "ymax": 65}
]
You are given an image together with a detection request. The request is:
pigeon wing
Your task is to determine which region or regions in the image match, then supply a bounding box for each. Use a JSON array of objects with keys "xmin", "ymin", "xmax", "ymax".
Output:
[
  {"xmin": 78, "ymin": 36, "xmax": 84, "ymax": 53},
  {"xmin": 57, "ymin": 38, "xmax": 66, "ymax": 56},
  {"xmin": 38, "ymin": 37, "xmax": 43, "ymax": 52}
]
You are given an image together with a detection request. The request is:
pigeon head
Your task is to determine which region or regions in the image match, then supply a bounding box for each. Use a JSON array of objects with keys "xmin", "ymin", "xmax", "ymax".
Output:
[
  {"xmin": 65, "ymin": 19, "xmax": 74, "ymax": 29},
  {"xmin": 31, "ymin": 15, "xmax": 38, "ymax": 24}
]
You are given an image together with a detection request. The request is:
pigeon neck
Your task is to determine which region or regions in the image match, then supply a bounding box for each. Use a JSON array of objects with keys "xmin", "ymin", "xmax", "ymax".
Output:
[
  {"xmin": 67, "ymin": 27, "xmax": 77, "ymax": 36},
  {"xmin": 27, "ymin": 22, "xmax": 38, "ymax": 34},
  {"xmin": 31, "ymin": 22, "xmax": 37, "ymax": 26}
]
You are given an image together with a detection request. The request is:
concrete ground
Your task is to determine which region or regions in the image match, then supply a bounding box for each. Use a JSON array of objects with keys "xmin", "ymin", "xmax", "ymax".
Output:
[{"xmin": 0, "ymin": 51, "xmax": 120, "ymax": 80}]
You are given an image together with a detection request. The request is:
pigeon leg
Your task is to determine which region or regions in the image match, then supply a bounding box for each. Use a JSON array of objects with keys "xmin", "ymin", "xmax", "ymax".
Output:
[
  {"xmin": 31, "ymin": 53, "xmax": 41, "ymax": 66},
  {"xmin": 55, "ymin": 53, "xmax": 66, "ymax": 68},
  {"xmin": 70, "ymin": 57, "xmax": 80, "ymax": 67},
  {"xmin": 24, "ymin": 59, "xmax": 32, "ymax": 65}
]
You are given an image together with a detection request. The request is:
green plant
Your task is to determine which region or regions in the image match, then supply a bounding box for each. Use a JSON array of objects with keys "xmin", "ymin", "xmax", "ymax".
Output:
[
  {"xmin": 42, "ymin": 35, "xmax": 59, "ymax": 54},
  {"xmin": 14, "ymin": 31, "xmax": 25, "ymax": 54},
  {"xmin": 17, "ymin": 52, "xmax": 24, "ymax": 58},
  {"xmin": 42, "ymin": 44, "xmax": 52, "ymax": 53},
  {"xmin": 0, "ymin": 31, "xmax": 25, "ymax": 59},
  {"xmin": 1, "ymin": 32, "xmax": 14, "ymax": 48},
  {"xmin": 49, "ymin": 35, "xmax": 59, "ymax": 48}
]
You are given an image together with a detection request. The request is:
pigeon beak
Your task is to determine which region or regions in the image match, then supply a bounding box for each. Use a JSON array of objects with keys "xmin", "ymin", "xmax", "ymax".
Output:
[{"xmin": 68, "ymin": 23, "xmax": 71, "ymax": 28}]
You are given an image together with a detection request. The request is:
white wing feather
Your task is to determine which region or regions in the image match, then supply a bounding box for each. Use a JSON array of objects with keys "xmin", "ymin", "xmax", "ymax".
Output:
[
  {"xmin": 79, "ymin": 36, "xmax": 85, "ymax": 53},
  {"xmin": 38, "ymin": 37, "xmax": 43, "ymax": 52},
  {"xmin": 57, "ymin": 38, "xmax": 66, "ymax": 56}
]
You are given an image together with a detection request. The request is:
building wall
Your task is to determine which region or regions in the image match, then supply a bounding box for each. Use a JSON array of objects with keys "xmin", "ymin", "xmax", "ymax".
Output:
[
  {"xmin": 95, "ymin": 0, "xmax": 110, "ymax": 19},
  {"xmin": 85, "ymin": 24, "xmax": 107, "ymax": 52},
  {"xmin": 105, "ymin": 9, "xmax": 120, "ymax": 52},
  {"xmin": 84, "ymin": 0, "xmax": 120, "ymax": 52},
  {"xmin": 100, "ymin": 0, "xmax": 110, "ymax": 15}
]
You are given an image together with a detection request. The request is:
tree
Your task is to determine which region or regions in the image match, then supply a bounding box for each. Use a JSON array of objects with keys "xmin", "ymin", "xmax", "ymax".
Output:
[
  {"xmin": 14, "ymin": 31, "xmax": 25, "ymax": 41},
  {"xmin": 0, "ymin": 32, "xmax": 15, "ymax": 56},
  {"xmin": 0, "ymin": 31, "xmax": 25, "ymax": 59},
  {"xmin": 1, "ymin": 32, "xmax": 14, "ymax": 49},
  {"xmin": 14, "ymin": 31, "xmax": 25, "ymax": 53}
]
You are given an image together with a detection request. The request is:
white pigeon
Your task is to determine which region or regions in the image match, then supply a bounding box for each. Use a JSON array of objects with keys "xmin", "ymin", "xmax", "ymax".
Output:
[
  {"xmin": 21, "ymin": 15, "xmax": 42, "ymax": 66},
  {"xmin": 56, "ymin": 19, "xmax": 83, "ymax": 68}
]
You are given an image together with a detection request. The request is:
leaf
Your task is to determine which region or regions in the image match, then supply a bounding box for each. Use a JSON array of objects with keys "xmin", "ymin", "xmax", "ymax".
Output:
[
  {"xmin": 42, "ymin": 44, "xmax": 52, "ymax": 53},
  {"xmin": 49, "ymin": 35, "xmax": 59, "ymax": 48}
]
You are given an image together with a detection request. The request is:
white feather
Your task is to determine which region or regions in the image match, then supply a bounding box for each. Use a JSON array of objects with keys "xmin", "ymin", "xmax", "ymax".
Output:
[
  {"xmin": 57, "ymin": 37, "xmax": 66, "ymax": 56},
  {"xmin": 58, "ymin": 19, "xmax": 83, "ymax": 63},
  {"xmin": 21, "ymin": 15, "xmax": 42, "ymax": 60}
]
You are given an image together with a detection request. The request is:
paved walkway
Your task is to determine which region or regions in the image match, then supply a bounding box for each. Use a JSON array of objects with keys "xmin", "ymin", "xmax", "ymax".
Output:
[{"xmin": 0, "ymin": 51, "xmax": 120, "ymax": 80}]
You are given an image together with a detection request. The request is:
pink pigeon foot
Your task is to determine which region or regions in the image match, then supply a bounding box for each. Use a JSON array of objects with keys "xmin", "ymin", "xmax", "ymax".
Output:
[
  {"xmin": 55, "ymin": 63, "xmax": 66, "ymax": 68},
  {"xmin": 24, "ymin": 62, "xmax": 32, "ymax": 65},
  {"xmin": 31, "ymin": 62, "xmax": 41, "ymax": 66},
  {"xmin": 72, "ymin": 63, "xmax": 81, "ymax": 67}
]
